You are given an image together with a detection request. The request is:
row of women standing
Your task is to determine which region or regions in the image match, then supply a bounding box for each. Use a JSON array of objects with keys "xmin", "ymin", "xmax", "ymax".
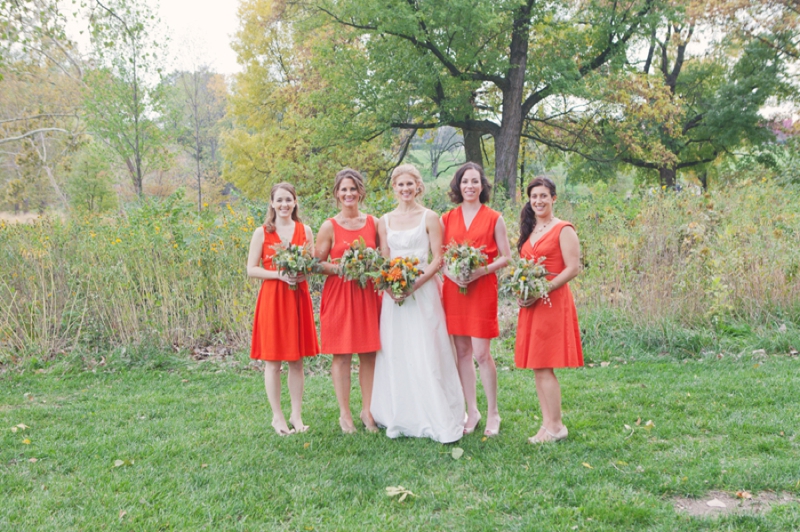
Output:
[{"xmin": 246, "ymin": 162, "xmax": 583, "ymax": 444}]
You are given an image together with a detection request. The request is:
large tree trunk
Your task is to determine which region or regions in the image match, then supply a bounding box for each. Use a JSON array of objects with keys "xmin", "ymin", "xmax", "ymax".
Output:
[
  {"xmin": 493, "ymin": 5, "xmax": 530, "ymax": 199},
  {"xmin": 462, "ymin": 129, "xmax": 483, "ymax": 168},
  {"xmin": 659, "ymin": 166, "xmax": 676, "ymax": 189}
]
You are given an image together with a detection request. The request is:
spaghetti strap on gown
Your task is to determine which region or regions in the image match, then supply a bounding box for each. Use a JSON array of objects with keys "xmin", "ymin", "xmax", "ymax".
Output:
[{"xmin": 371, "ymin": 212, "xmax": 465, "ymax": 443}]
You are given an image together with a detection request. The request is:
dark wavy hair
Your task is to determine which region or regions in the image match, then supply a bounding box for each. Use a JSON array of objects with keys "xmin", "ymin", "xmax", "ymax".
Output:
[
  {"xmin": 448, "ymin": 162, "xmax": 492, "ymax": 204},
  {"xmin": 265, "ymin": 182, "xmax": 301, "ymax": 233},
  {"xmin": 517, "ymin": 176, "xmax": 557, "ymax": 253}
]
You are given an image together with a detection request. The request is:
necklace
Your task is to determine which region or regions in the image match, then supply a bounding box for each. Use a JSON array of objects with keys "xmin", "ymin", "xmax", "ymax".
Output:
[
  {"xmin": 532, "ymin": 218, "xmax": 554, "ymax": 235},
  {"xmin": 338, "ymin": 214, "xmax": 365, "ymax": 227}
]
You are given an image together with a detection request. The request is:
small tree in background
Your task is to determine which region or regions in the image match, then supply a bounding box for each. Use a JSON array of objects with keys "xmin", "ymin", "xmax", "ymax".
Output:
[{"xmin": 65, "ymin": 141, "xmax": 118, "ymax": 213}]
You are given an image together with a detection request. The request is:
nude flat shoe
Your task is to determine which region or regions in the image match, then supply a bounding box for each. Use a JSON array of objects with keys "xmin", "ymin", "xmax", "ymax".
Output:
[{"xmin": 528, "ymin": 425, "xmax": 568, "ymax": 444}]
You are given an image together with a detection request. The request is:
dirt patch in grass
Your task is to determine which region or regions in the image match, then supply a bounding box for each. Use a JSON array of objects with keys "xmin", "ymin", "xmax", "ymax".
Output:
[{"xmin": 673, "ymin": 491, "xmax": 798, "ymax": 517}]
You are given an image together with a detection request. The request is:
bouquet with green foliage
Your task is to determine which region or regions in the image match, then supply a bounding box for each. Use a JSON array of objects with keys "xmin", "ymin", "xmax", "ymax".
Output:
[
  {"xmin": 443, "ymin": 242, "xmax": 489, "ymax": 295},
  {"xmin": 337, "ymin": 236, "xmax": 384, "ymax": 289},
  {"xmin": 500, "ymin": 256, "xmax": 552, "ymax": 305},
  {"xmin": 372, "ymin": 256, "xmax": 421, "ymax": 306},
  {"xmin": 271, "ymin": 243, "xmax": 320, "ymax": 290}
]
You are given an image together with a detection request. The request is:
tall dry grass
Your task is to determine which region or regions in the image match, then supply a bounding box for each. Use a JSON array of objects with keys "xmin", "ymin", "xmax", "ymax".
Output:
[{"xmin": 1, "ymin": 180, "xmax": 798, "ymax": 360}]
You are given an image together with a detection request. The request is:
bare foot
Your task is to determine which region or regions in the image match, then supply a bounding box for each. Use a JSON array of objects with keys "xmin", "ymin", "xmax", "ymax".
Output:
[
  {"xmin": 339, "ymin": 416, "xmax": 357, "ymax": 434},
  {"xmin": 484, "ymin": 414, "xmax": 501, "ymax": 437},
  {"xmin": 360, "ymin": 411, "xmax": 379, "ymax": 433},
  {"xmin": 463, "ymin": 411, "xmax": 481, "ymax": 435},
  {"xmin": 288, "ymin": 417, "xmax": 309, "ymax": 433},
  {"xmin": 271, "ymin": 420, "xmax": 295, "ymax": 436}
]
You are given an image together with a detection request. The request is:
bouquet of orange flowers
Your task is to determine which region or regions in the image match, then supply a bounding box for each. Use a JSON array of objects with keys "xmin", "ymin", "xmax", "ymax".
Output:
[
  {"xmin": 337, "ymin": 236, "xmax": 384, "ymax": 289},
  {"xmin": 500, "ymin": 256, "xmax": 552, "ymax": 305},
  {"xmin": 443, "ymin": 242, "xmax": 489, "ymax": 295},
  {"xmin": 373, "ymin": 256, "xmax": 421, "ymax": 306},
  {"xmin": 271, "ymin": 243, "xmax": 320, "ymax": 290}
]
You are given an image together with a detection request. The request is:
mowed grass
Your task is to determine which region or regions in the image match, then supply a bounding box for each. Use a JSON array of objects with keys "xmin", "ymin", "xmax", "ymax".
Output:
[{"xmin": 1, "ymin": 347, "xmax": 799, "ymax": 531}]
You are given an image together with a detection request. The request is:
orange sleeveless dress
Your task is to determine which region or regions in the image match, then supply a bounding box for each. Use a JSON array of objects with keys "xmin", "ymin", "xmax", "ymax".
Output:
[
  {"xmin": 319, "ymin": 217, "xmax": 382, "ymax": 354},
  {"xmin": 250, "ymin": 222, "xmax": 319, "ymax": 361},
  {"xmin": 514, "ymin": 221, "xmax": 583, "ymax": 369},
  {"xmin": 441, "ymin": 205, "xmax": 501, "ymax": 339}
]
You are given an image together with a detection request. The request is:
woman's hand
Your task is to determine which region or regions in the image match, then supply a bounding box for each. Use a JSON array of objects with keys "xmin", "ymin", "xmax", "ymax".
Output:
[
  {"xmin": 278, "ymin": 271, "xmax": 304, "ymax": 286},
  {"xmin": 466, "ymin": 267, "xmax": 488, "ymax": 284},
  {"xmin": 517, "ymin": 297, "xmax": 537, "ymax": 308},
  {"xmin": 441, "ymin": 263, "xmax": 468, "ymax": 289}
]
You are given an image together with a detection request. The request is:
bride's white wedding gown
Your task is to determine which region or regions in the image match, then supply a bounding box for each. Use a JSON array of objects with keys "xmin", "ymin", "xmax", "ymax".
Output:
[{"xmin": 371, "ymin": 212, "xmax": 465, "ymax": 443}]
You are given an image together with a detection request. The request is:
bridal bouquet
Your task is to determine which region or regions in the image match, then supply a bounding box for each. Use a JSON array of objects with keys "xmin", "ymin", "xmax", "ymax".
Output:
[
  {"xmin": 373, "ymin": 256, "xmax": 421, "ymax": 306},
  {"xmin": 443, "ymin": 242, "xmax": 489, "ymax": 295},
  {"xmin": 500, "ymin": 256, "xmax": 552, "ymax": 305},
  {"xmin": 271, "ymin": 243, "xmax": 321, "ymax": 290},
  {"xmin": 337, "ymin": 237, "xmax": 384, "ymax": 289}
]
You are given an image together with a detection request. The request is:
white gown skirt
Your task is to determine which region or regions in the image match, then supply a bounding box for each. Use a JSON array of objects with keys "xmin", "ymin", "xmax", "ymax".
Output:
[{"xmin": 371, "ymin": 277, "xmax": 465, "ymax": 443}]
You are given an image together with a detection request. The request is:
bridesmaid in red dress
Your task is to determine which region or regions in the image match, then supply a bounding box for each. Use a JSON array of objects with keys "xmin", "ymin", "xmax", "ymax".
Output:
[
  {"xmin": 515, "ymin": 176, "xmax": 583, "ymax": 444},
  {"xmin": 315, "ymin": 169, "xmax": 381, "ymax": 433},
  {"xmin": 247, "ymin": 182, "xmax": 319, "ymax": 436},
  {"xmin": 441, "ymin": 163, "xmax": 511, "ymax": 437}
]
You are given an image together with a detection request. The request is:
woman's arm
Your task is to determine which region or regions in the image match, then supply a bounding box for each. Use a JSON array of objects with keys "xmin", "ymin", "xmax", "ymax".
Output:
[
  {"xmin": 313, "ymin": 220, "xmax": 339, "ymax": 276},
  {"xmin": 246, "ymin": 227, "xmax": 282, "ymax": 281},
  {"xmin": 377, "ymin": 216, "xmax": 390, "ymax": 259},
  {"xmin": 412, "ymin": 210, "xmax": 444, "ymax": 290},
  {"xmin": 468, "ymin": 215, "xmax": 511, "ymax": 282}
]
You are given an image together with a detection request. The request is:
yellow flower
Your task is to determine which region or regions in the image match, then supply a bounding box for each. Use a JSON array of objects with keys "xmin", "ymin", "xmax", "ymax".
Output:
[{"xmin": 520, "ymin": 276, "xmax": 527, "ymax": 281}]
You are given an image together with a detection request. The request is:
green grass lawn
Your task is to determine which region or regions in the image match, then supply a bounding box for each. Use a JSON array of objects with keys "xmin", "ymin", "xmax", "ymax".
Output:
[{"xmin": 1, "ymin": 346, "xmax": 798, "ymax": 531}]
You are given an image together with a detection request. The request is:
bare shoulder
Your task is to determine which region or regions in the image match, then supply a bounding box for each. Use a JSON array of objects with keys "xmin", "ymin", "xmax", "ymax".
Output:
[
  {"xmin": 304, "ymin": 224, "xmax": 314, "ymax": 239},
  {"xmin": 251, "ymin": 226, "xmax": 265, "ymax": 241}
]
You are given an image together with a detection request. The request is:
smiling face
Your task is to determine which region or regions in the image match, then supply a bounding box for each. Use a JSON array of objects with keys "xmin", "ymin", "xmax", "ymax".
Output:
[
  {"xmin": 271, "ymin": 187, "xmax": 297, "ymax": 220},
  {"xmin": 459, "ymin": 169, "xmax": 483, "ymax": 203},
  {"xmin": 529, "ymin": 185, "xmax": 555, "ymax": 218},
  {"xmin": 392, "ymin": 173, "xmax": 419, "ymax": 203},
  {"xmin": 336, "ymin": 177, "xmax": 360, "ymax": 208}
]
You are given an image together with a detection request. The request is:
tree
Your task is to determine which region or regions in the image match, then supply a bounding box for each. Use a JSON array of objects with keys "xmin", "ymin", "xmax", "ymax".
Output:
[
  {"xmin": 224, "ymin": 0, "xmax": 386, "ymax": 197},
  {"xmin": 65, "ymin": 140, "xmax": 118, "ymax": 212},
  {"xmin": 302, "ymin": 0, "xmax": 657, "ymax": 197},
  {"xmin": 163, "ymin": 67, "xmax": 227, "ymax": 211},
  {"xmin": 84, "ymin": 0, "xmax": 166, "ymax": 197},
  {"xmin": 522, "ymin": 1, "xmax": 796, "ymax": 188}
]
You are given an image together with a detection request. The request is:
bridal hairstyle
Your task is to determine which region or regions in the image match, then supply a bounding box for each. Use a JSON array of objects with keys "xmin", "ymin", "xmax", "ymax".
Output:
[
  {"xmin": 518, "ymin": 176, "xmax": 557, "ymax": 253},
  {"xmin": 333, "ymin": 168, "xmax": 366, "ymax": 205},
  {"xmin": 391, "ymin": 164, "xmax": 425, "ymax": 197},
  {"xmin": 264, "ymin": 182, "xmax": 301, "ymax": 233},
  {"xmin": 448, "ymin": 162, "xmax": 492, "ymax": 204}
]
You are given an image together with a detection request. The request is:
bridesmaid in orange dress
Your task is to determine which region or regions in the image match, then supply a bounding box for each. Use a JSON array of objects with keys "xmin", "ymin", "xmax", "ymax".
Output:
[
  {"xmin": 441, "ymin": 163, "xmax": 511, "ymax": 437},
  {"xmin": 247, "ymin": 182, "xmax": 319, "ymax": 436},
  {"xmin": 315, "ymin": 169, "xmax": 381, "ymax": 434},
  {"xmin": 515, "ymin": 176, "xmax": 583, "ymax": 444}
]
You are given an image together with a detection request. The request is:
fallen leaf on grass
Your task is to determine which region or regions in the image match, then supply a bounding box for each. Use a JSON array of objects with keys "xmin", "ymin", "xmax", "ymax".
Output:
[
  {"xmin": 385, "ymin": 486, "xmax": 415, "ymax": 502},
  {"xmin": 736, "ymin": 490, "xmax": 753, "ymax": 500},
  {"xmin": 201, "ymin": 464, "xmax": 208, "ymax": 468},
  {"xmin": 706, "ymin": 498, "xmax": 726, "ymax": 508},
  {"xmin": 11, "ymin": 427, "xmax": 17, "ymax": 433},
  {"xmin": 119, "ymin": 510, "xmax": 127, "ymax": 519},
  {"xmin": 600, "ymin": 361, "xmax": 610, "ymax": 367},
  {"xmin": 789, "ymin": 348, "xmax": 798, "ymax": 357},
  {"xmin": 22, "ymin": 438, "xmax": 31, "ymax": 445},
  {"xmin": 624, "ymin": 424, "xmax": 632, "ymax": 431},
  {"xmin": 778, "ymin": 324, "xmax": 787, "ymax": 333},
  {"xmin": 303, "ymin": 442, "xmax": 311, "ymax": 449},
  {"xmin": 582, "ymin": 462, "xmax": 593, "ymax": 469},
  {"xmin": 29, "ymin": 458, "xmax": 38, "ymax": 463},
  {"xmin": 644, "ymin": 420, "xmax": 655, "ymax": 429},
  {"xmin": 481, "ymin": 436, "xmax": 488, "ymax": 442},
  {"xmin": 17, "ymin": 424, "xmax": 29, "ymax": 430},
  {"xmin": 113, "ymin": 459, "xmax": 134, "ymax": 468},
  {"xmin": 451, "ymin": 447, "xmax": 464, "ymax": 460},
  {"xmin": 635, "ymin": 417, "xmax": 642, "ymax": 426}
]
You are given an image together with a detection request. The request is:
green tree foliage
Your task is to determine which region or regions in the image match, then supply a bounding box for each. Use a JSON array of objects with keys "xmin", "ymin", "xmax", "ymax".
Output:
[
  {"xmin": 65, "ymin": 141, "xmax": 118, "ymax": 213},
  {"xmin": 223, "ymin": 0, "xmax": 386, "ymax": 198},
  {"xmin": 300, "ymin": 0, "xmax": 657, "ymax": 197},
  {"xmin": 84, "ymin": 0, "xmax": 167, "ymax": 197}
]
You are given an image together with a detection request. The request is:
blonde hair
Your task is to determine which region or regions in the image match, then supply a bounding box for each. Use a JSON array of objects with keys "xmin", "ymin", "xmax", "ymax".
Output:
[
  {"xmin": 391, "ymin": 164, "xmax": 425, "ymax": 197},
  {"xmin": 264, "ymin": 182, "xmax": 300, "ymax": 233},
  {"xmin": 333, "ymin": 168, "xmax": 367, "ymax": 205}
]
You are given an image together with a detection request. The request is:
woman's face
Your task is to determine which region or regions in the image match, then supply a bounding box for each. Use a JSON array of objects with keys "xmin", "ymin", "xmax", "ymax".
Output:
[
  {"xmin": 460, "ymin": 169, "xmax": 482, "ymax": 203},
  {"xmin": 336, "ymin": 177, "xmax": 360, "ymax": 208},
  {"xmin": 529, "ymin": 185, "xmax": 555, "ymax": 218},
  {"xmin": 271, "ymin": 188, "xmax": 297, "ymax": 219},
  {"xmin": 393, "ymin": 173, "xmax": 418, "ymax": 203}
]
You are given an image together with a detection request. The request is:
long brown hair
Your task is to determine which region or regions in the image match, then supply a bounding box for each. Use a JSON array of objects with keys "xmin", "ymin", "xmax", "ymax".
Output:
[
  {"xmin": 448, "ymin": 162, "xmax": 492, "ymax": 204},
  {"xmin": 518, "ymin": 176, "xmax": 557, "ymax": 253},
  {"xmin": 264, "ymin": 182, "xmax": 300, "ymax": 233}
]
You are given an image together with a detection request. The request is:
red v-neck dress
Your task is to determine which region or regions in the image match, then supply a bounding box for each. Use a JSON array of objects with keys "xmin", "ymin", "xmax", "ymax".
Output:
[
  {"xmin": 441, "ymin": 205, "xmax": 501, "ymax": 339},
  {"xmin": 250, "ymin": 221, "xmax": 319, "ymax": 361},
  {"xmin": 319, "ymin": 217, "xmax": 382, "ymax": 354},
  {"xmin": 514, "ymin": 220, "xmax": 583, "ymax": 369}
]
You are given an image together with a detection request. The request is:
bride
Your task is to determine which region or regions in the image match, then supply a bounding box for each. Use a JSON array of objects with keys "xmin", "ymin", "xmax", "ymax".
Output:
[{"xmin": 371, "ymin": 164, "xmax": 465, "ymax": 443}]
